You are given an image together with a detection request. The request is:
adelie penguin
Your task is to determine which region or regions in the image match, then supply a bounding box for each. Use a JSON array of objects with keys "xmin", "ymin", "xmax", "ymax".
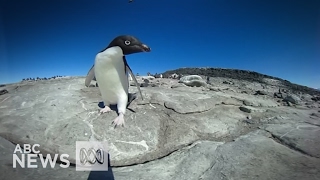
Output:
[{"xmin": 85, "ymin": 35, "xmax": 151, "ymax": 127}]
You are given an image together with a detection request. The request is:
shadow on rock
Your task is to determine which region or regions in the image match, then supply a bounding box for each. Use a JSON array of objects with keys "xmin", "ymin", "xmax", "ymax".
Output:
[{"xmin": 87, "ymin": 154, "xmax": 114, "ymax": 180}]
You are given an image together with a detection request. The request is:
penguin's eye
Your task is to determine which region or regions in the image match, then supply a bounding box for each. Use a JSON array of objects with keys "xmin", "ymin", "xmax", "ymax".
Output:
[{"xmin": 124, "ymin": 40, "xmax": 131, "ymax": 45}]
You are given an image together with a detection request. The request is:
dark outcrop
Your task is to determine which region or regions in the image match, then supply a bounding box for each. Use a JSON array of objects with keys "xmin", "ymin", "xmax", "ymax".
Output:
[{"xmin": 162, "ymin": 67, "xmax": 320, "ymax": 95}]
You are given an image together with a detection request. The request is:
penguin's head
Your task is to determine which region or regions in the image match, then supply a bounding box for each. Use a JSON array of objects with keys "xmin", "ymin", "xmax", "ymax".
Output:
[{"xmin": 106, "ymin": 35, "xmax": 151, "ymax": 55}]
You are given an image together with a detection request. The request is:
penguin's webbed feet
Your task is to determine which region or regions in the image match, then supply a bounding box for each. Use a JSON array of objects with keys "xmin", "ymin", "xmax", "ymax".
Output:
[
  {"xmin": 100, "ymin": 106, "xmax": 112, "ymax": 114},
  {"xmin": 112, "ymin": 113, "xmax": 125, "ymax": 128}
]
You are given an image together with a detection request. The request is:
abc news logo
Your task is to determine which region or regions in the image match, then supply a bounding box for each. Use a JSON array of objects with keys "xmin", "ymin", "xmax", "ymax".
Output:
[
  {"xmin": 79, "ymin": 147, "xmax": 104, "ymax": 165},
  {"xmin": 12, "ymin": 144, "xmax": 70, "ymax": 169},
  {"xmin": 76, "ymin": 141, "xmax": 109, "ymax": 171}
]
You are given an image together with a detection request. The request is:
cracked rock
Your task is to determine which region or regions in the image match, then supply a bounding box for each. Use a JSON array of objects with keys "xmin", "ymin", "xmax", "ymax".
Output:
[
  {"xmin": 0, "ymin": 89, "xmax": 8, "ymax": 95},
  {"xmin": 263, "ymin": 123, "xmax": 320, "ymax": 158},
  {"xmin": 1, "ymin": 75, "xmax": 319, "ymax": 180},
  {"xmin": 255, "ymin": 90, "xmax": 268, "ymax": 95},
  {"xmin": 171, "ymin": 83, "xmax": 186, "ymax": 88},
  {"xmin": 179, "ymin": 75, "xmax": 207, "ymax": 87},
  {"xmin": 239, "ymin": 106, "xmax": 252, "ymax": 113},
  {"xmin": 284, "ymin": 94, "xmax": 301, "ymax": 105}
]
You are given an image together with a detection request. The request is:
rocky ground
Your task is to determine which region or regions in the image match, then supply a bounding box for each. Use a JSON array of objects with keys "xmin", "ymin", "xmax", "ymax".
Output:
[
  {"xmin": 162, "ymin": 67, "xmax": 320, "ymax": 95},
  {"xmin": 0, "ymin": 72, "xmax": 319, "ymax": 180}
]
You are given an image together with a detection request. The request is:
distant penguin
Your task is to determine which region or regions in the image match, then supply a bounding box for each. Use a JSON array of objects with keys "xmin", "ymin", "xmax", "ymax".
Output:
[
  {"xmin": 86, "ymin": 35, "xmax": 151, "ymax": 127},
  {"xmin": 160, "ymin": 74, "xmax": 163, "ymax": 78}
]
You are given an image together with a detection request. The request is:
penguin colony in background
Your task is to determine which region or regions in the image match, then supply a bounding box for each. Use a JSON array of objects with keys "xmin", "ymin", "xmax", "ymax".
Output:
[{"xmin": 85, "ymin": 35, "xmax": 151, "ymax": 128}]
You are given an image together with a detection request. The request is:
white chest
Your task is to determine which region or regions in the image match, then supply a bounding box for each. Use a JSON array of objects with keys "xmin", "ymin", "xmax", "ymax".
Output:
[{"xmin": 94, "ymin": 46, "xmax": 129, "ymax": 104}]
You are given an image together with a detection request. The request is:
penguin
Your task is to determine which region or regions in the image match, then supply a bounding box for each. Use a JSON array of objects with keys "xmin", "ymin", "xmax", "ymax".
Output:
[
  {"xmin": 85, "ymin": 38, "xmax": 146, "ymax": 101},
  {"xmin": 86, "ymin": 35, "xmax": 151, "ymax": 127}
]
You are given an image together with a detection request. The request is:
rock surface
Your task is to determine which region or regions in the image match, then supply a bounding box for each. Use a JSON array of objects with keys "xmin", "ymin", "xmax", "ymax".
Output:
[
  {"xmin": 163, "ymin": 67, "xmax": 320, "ymax": 95},
  {"xmin": 0, "ymin": 75, "xmax": 319, "ymax": 180},
  {"xmin": 284, "ymin": 94, "xmax": 302, "ymax": 104},
  {"xmin": 178, "ymin": 75, "xmax": 207, "ymax": 87}
]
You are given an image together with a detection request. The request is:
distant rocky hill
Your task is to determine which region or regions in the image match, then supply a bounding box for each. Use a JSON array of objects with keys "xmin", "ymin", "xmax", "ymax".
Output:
[{"xmin": 162, "ymin": 67, "xmax": 320, "ymax": 95}]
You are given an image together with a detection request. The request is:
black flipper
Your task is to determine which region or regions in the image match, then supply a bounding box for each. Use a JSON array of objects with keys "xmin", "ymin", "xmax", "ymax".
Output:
[
  {"xmin": 85, "ymin": 65, "xmax": 95, "ymax": 87},
  {"xmin": 127, "ymin": 93, "xmax": 137, "ymax": 108},
  {"xmin": 123, "ymin": 56, "xmax": 144, "ymax": 100}
]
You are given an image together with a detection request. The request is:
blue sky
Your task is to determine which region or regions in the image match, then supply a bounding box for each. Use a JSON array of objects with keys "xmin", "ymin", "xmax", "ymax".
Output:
[{"xmin": 1, "ymin": 0, "xmax": 319, "ymax": 88}]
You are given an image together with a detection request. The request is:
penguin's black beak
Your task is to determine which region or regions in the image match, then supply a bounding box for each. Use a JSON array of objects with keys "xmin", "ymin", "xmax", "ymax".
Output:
[{"xmin": 141, "ymin": 44, "xmax": 151, "ymax": 52}]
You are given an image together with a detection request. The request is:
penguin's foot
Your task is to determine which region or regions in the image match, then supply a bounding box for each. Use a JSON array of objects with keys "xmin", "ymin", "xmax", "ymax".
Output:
[
  {"xmin": 112, "ymin": 113, "xmax": 125, "ymax": 128},
  {"xmin": 100, "ymin": 106, "xmax": 112, "ymax": 113}
]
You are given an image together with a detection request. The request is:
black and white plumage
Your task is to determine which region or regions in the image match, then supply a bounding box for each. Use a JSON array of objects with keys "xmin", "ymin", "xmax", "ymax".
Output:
[{"xmin": 85, "ymin": 35, "xmax": 151, "ymax": 127}]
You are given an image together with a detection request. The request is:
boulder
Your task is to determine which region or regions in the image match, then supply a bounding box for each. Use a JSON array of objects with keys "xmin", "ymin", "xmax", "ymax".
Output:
[
  {"xmin": 284, "ymin": 94, "xmax": 301, "ymax": 104},
  {"xmin": 179, "ymin": 75, "xmax": 207, "ymax": 87}
]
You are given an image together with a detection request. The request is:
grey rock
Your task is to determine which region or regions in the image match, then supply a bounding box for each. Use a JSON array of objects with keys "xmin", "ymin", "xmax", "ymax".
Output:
[
  {"xmin": 244, "ymin": 119, "xmax": 255, "ymax": 124},
  {"xmin": 307, "ymin": 105, "xmax": 317, "ymax": 109},
  {"xmin": 0, "ymin": 77, "xmax": 319, "ymax": 179},
  {"xmin": 221, "ymin": 98, "xmax": 243, "ymax": 106},
  {"xmin": 114, "ymin": 130, "xmax": 320, "ymax": 180},
  {"xmin": 284, "ymin": 94, "xmax": 301, "ymax": 104},
  {"xmin": 286, "ymin": 101, "xmax": 293, "ymax": 106},
  {"xmin": 223, "ymin": 80, "xmax": 233, "ymax": 85},
  {"xmin": 310, "ymin": 113, "xmax": 320, "ymax": 118},
  {"xmin": 243, "ymin": 100, "xmax": 253, "ymax": 106},
  {"xmin": 140, "ymin": 83, "xmax": 149, "ymax": 87},
  {"xmin": 199, "ymin": 130, "xmax": 320, "ymax": 180},
  {"xmin": 164, "ymin": 97, "xmax": 214, "ymax": 114},
  {"xmin": 274, "ymin": 92, "xmax": 282, "ymax": 98},
  {"xmin": 311, "ymin": 96, "xmax": 320, "ymax": 102},
  {"xmin": 208, "ymin": 87, "xmax": 221, "ymax": 91},
  {"xmin": 179, "ymin": 75, "xmax": 203, "ymax": 82},
  {"xmin": 232, "ymin": 94, "xmax": 278, "ymax": 107},
  {"xmin": 182, "ymin": 80, "xmax": 207, "ymax": 87},
  {"xmin": 171, "ymin": 83, "xmax": 186, "ymax": 88},
  {"xmin": 114, "ymin": 141, "xmax": 224, "ymax": 180},
  {"xmin": 141, "ymin": 76, "xmax": 155, "ymax": 80},
  {"xmin": 301, "ymin": 94, "xmax": 313, "ymax": 101},
  {"xmin": 281, "ymin": 89, "xmax": 289, "ymax": 93},
  {"xmin": 255, "ymin": 90, "xmax": 268, "ymax": 95},
  {"xmin": 179, "ymin": 75, "xmax": 207, "ymax": 87},
  {"xmin": 162, "ymin": 68, "xmax": 320, "ymax": 96},
  {"xmin": 0, "ymin": 89, "xmax": 8, "ymax": 95},
  {"xmin": 239, "ymin": 106, "xmax": 252, "ymax": 113},
  {"xmin": 239, "ymin": 106, "xmax": 265, "ymax": 113},
  {"xmin": 0, "ymin": 78, "xmax": 243, "ymax": 167},
  {"xmin": 130, "ymin": 81, "xmax": 136, "ymax": 86},
  {"xmin": 264, "ymin": 123, "xmax": 320, "ymax": 158}
]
